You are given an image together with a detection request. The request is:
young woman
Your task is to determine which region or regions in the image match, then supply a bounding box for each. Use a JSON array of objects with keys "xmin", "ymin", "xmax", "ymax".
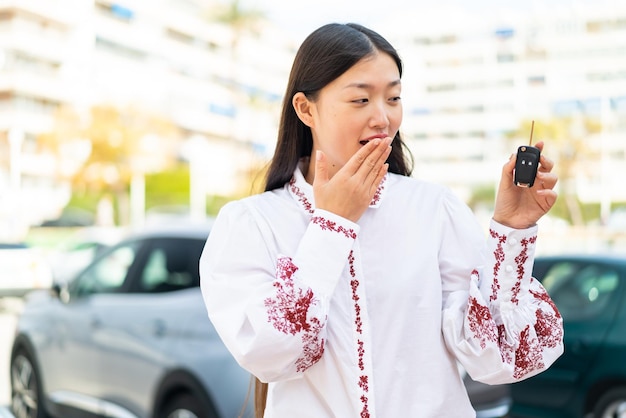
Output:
[{"xmin": 200, "ymin": 23, "xmax": 563, "ymax": 418}]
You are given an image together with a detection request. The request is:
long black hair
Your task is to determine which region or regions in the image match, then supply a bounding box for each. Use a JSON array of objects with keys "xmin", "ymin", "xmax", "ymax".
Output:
[{"xmin": 263, "ymin": 23, "xmax": 414, "ymax": 192}]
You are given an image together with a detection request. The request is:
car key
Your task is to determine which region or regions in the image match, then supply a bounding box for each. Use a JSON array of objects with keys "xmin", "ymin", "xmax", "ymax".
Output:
[{"xmin": 514, "ymin": 120, "xmax": 541, "ymax": 187}]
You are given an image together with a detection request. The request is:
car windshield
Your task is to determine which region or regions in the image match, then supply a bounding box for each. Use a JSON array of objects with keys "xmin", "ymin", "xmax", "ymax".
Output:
[{"xmin": 540, "ymin": 261, "xmax": 620, "ymax": 320}]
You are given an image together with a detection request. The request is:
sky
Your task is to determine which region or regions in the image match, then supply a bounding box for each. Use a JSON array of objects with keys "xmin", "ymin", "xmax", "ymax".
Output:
[{"xmin": 236, "ymin": 0, "xmax": 618, "ymax": 41}]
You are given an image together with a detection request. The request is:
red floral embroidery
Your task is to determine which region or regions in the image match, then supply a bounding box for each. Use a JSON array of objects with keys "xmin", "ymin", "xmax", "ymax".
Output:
[
  {"xmin": 489, "ymin": 229, "xmax": 507, "ymax": 301},
  {"xmin": 513, "ymin": 325, "xmax": 544, "ymax": 379},
  {"xmin": 297, "ymin": 317, "xmax": 325, "ymax": 371},
  {"xmin": 359, "ymin": 397, "xmax": 370, "ymax": 418},
  {"xmin": 511, "ymin": 236, "xmax": 537, "ymax": 305},
  {"xmin": 369, "ymin": 175, "xmax": 387, "ymax": 206},
  {"xmin": 534, "ymin": 309, "xmax": 563, "ymax": 349},
  {"xmin": 497, "ymin": 324, "xmax": 514, "ymax": 364},
  {"xmin": 349, "ymin": 250, "xmax": 370, "ymax": 417},
  {"xmin": 530, "ymin": 286, "xmax": 561, "ymax": 318},
  {"xmin": 357, "ymin": 340, "xmax": 365, "ymax": 370},
  {"xmin": 289, "ymin": 178, "xmax": 314, "ymax": 214},
  {"xmin": 467, "ymin": 296, "xmax": 498, "ymax": 349},
  {"xmin": 359, "ymin": 374, "xmax": 369, "ymax": 391},
  {"xmin": 312, "ymin": 216, "xmax": 357, "ymax": 239},
  {"xmin": 264, "ymin": 256, "xmax": 325, "ymax": 372}
]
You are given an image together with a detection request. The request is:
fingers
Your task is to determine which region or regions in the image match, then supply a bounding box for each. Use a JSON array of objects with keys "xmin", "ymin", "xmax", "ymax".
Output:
[
  {"xmin": 532, "ymin": 141, "xmax": 555, "ymax": 173},
  {"xmin": 313, "ymin": 150, "xmax": 329, "ymax": 187},
  {"xmin": 501, "ymin": 153, "xmax": 516, "ymax": 184},
  {"xmin": 536, "ymin": 171, "xmax": 558, "ymax": 190},
  {"xmin": 536, "ymin": 188, "xmax": 558, "ymax": 211},
  {"xmin": 538, "ymin": 153, "xmax": 554, "ymax": 173},
  {"xmin": 372, "ymin": 163, "xmax": 389, "ymax": 193},
  {"xmin": 347, "ymin": 137, "xmax": 392, "ymax": 177}
]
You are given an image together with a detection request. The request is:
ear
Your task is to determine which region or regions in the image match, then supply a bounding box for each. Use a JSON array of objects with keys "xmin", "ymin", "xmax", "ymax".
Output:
[{"xmin": 292, "ymin": 92, "xmax": 315, "ymax": 128}]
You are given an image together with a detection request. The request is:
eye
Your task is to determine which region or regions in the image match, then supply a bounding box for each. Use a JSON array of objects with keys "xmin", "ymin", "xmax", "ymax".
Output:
[
  {"xmin": 352, "ymin": 98, "xmax": 369, "ymax": 104},
  {"xmin": 390, "ymin": 96, "xmax": 401, "ymax": 102}
]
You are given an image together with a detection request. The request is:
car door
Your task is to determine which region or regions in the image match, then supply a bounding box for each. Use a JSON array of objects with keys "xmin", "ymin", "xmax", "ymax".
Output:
[
  {"xmin": 40, "ymin": 239, "xmax": 142, "ymax": 415},
  {"xmin": 511, "ymin": 257, "xmax": 624, "ymax": 412},
  {"xmin": 87, "ymin": 236, "xmax": 206, "ymax": 417}
]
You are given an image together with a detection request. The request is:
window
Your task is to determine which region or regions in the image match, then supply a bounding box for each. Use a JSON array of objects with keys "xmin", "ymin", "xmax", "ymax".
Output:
[
  {"xmin": 541, "ymin": 261, "xmax": 620, "ymax": 320},
  {"xmin": 95, "ymin": 1, "xmax": 135, "ymax": 22},
  {"xmin": 71, "ymin": 242, "xmax": 140, "ymax": 297},
  {"xmin": 135, "ymin": 238, "xmax": 204, "ymax": 294}
]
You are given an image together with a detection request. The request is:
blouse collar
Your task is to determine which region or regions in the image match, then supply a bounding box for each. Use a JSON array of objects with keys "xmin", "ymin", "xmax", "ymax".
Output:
[{"xmin": 287, "ymin": 159, "xmax": 388, "ymax": 215}]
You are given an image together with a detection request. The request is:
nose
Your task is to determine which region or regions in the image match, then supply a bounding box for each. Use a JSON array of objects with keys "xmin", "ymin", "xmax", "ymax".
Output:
[{"xmin": 369, "ymin": 101, "xmax": 390, "ymax": 129}]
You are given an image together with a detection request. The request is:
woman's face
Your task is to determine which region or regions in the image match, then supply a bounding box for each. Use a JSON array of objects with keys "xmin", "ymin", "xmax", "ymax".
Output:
[{"xmin": 298, "ymin": 51, "xmax": 402, "ymax": 181}]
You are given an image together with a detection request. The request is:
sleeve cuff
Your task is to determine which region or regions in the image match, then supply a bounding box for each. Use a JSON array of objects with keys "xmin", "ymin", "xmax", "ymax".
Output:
[
  {"xmin": 292, "ymin": 209, "xmax": 360, "ymax": 297},
  {"xmin": 487, "ymin": 219, "xmax": 538, "ymax": 302}
]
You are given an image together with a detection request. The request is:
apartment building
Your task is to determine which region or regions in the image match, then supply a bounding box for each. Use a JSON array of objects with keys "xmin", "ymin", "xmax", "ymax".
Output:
[
  {"xmin": 386, "ymin": 3, "xmax": 626, "ymax": 209},
  {"xmin": 0, "ymin": 0, "xmax": 293, "ymax": 237},
  {"xmin": 2, "ymin": 1, "xmax": 625, "ymax": 239}
]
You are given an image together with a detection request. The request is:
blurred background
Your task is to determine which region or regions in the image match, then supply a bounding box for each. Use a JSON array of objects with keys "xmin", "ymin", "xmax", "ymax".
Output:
[
  {"xmin": 0, "ymin": 0, "xmax": 625, "ymax": 416},
  {"xmin": 0, "ymin": 0, "xmax": 625, "ymax": 279}
]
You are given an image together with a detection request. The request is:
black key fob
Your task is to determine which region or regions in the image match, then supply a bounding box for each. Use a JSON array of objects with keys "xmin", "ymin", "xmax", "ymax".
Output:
[{"xmin": 514, "ymin": 145, "xmax": 540, "ymax": 187}]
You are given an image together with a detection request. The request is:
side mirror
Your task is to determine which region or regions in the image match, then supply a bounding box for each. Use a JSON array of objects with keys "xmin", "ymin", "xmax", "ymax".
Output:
[{"xmin": 51, "ymin": 281, "xmax": 70, "ymax": 303}]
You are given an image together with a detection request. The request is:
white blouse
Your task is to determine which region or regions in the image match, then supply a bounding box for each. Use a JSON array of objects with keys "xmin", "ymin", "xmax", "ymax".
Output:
[{"xmin": 200, "ymin": 167, "xmax": 564, "ymax": 418}]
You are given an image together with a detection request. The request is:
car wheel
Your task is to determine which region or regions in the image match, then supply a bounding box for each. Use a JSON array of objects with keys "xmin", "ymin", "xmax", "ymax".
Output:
[
  {"xmin": 10, "ymin": 349, "xmax": 47, "ymax": 418},
  {"xmin": 158, "ymin": 393, "xmax": 217, "ymax": 418},
  {"xmin": 593, "ymin": 387, "xmax": 626, "ymax": 418}
]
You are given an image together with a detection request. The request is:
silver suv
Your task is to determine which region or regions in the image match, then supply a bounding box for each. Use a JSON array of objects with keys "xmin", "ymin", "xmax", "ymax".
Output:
[{"xmin": 10, "ymin": 222, "xmax": 253, "ymax": 418}]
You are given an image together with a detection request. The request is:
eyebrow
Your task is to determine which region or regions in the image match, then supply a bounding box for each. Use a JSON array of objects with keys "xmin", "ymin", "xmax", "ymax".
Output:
[{"xmin": 344, "ymin": 79, "xmax": 402, "ymax": 90}]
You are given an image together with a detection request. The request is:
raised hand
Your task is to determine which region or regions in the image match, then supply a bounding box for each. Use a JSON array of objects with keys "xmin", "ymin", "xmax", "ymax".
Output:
[
  {"xmin": 313, "ymin": 137, "xmax": 392, "ymax": 222},
  {"xmin": 493, "ymin": 141, "xmax": 559, "ymax": 229}
]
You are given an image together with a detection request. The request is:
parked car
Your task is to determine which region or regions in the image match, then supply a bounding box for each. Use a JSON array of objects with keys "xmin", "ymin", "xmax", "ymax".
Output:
[
  {"xmin": 10, "ymin": 222, "xmax": 253, "ymax": 418},
  {"xmin": 464, "ymin": 370, "xmax": 511, "ymax": 418},
  {"xmin": 47, "ymin": 226, "xmax": 124, "ymax": 282},
  {"xmin": 509, "ymin": 253, "xmax": 626, "ymax": 418},
  {"xmin": 0, "ymin": 242, "xmax": 53, "ymax": 298}
]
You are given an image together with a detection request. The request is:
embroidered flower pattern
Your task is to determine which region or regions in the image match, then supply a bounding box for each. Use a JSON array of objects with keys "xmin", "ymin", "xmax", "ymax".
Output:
[
  {"xmin": 289, "ymin": 178, "xmax": 314, "ymax": 214},
  {"xmin": 497, "ymin": 324, "xmax": 515, "ymax": 364},
  {"xmin": 349, "ymin": 250, "xmax": 370, "ymax": 418},
  {"xmin": 264, "ymin": 256, "xmax": 325, "ymax": 372},
  {"xmin": 369, "ymin": 174, "xmax": 387, "ymax": 206},
  {"xmin": 489, "ymin": 229, "xmax": 507, "ymax": 301},
  {"xmin": 467, "ymin": 296, "xmax": 498, "ymax": 349},
  {"xmin": 466, "ymin": 232, "xmax": 561, "ymax": 378},
  {"xmin": 534, "ymin": 309, "xmax": 563, "ymax": 349},
  {"xmin": 530, "ymin": 285, "xmax": 561, "ymax": 319},
  {"xmin": 513, "ymin": 326, "xmax": 544, "ymax": 379},
  {"xmin": 511, "ymin": 236, "xmax": 537, "ymax": 305},
  {"xmin": 312, "ymin": 216, "xmax": 357, "ymax": 240}
]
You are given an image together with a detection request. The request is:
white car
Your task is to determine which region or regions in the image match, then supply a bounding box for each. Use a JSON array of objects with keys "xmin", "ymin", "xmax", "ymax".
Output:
[{"xmin": 0, "ymin": 243, "xmax": 52, "ymax": 298}]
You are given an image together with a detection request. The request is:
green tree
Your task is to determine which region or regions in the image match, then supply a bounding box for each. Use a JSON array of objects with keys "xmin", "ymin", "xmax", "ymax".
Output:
[
  {"xmin": 212, "ymin": 0, "xmax": 265, "ymax": 47},
  {"xmin": 38, "ymin": 105, "xmax": 182, "ymax": 224}
]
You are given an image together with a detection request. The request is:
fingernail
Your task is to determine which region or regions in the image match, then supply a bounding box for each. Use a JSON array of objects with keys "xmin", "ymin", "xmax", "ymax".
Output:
[{"xmin": 316, "ymin": 150, "xmax": 322, "ymax": 161}]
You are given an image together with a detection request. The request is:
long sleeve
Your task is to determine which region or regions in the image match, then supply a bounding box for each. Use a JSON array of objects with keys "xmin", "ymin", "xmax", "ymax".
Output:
[
  {"xmin": 440, "ymin": 190, "xmax": 564, "ymax": 385},
  {"xmin": 200, "ymin": 198, "xmax": 359, "ymax": 382}
]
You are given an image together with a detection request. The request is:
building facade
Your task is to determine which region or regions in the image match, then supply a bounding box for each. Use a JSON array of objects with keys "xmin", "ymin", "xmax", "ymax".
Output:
[
  {"xmin": 1, "ymin": 1, "xmax": 625, "ymax": 239},
  {"xmin": 386, "ymin": 3, "xmax": 626, "ymax": 214},
  {"xmin": 0, "ymin": 0, "xmax": 294, "ymax": 238}
]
